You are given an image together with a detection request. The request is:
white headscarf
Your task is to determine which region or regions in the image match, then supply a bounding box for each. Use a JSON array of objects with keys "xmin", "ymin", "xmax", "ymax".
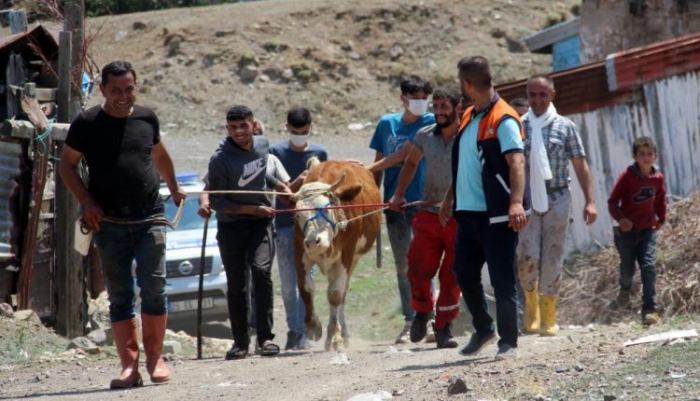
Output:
[{"xmin": 525, "ymin": 103, "xmax": 557, "ymax": 213}]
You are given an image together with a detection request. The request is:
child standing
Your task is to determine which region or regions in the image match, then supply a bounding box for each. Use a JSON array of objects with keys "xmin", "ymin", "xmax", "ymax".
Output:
[{"xmin": 607, "ymin": 136, "xmax": 667, "ymax": 325}]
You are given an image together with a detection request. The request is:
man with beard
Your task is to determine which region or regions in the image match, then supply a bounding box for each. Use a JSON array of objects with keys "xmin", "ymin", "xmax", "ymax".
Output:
[
  {"xmin": 388, "ymin": 88, "xmax": 462, "ymax": 349},
  {"xmin": 440, "ymin": 56, "xmax": 528, "ymax": 360}
]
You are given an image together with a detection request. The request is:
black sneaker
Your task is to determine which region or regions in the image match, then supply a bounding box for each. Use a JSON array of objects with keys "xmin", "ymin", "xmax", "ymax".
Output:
[
  {"xmin": 434, "ymin": 322, "xmax": 458, "ymax": 349},
  {"xmin": 225, "ymin": 344, "xmax": 249, "ymax": 360},
  {"xmin": 459, "ymin": 332, "xmax": 497, "ymax": 356},
  {"xmin": 284, "ymin": 331, "xmax": 300, "ymax": 351},
  {"xmin": 494, "ymin": 343, "xmax": 518, "ymax": 360},
  {"xmin": 617, "ymin": 289, "xmax": 631, "ymax": 308},
  {"xmin": 410, "ymin": 312, "xmax": 431, "ymax": 343}
]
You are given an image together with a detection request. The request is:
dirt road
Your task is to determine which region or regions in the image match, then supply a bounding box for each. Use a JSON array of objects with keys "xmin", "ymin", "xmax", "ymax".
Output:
[{"xmin": 2, "ymin": 321, "xmax": 699, "ymax": 400}]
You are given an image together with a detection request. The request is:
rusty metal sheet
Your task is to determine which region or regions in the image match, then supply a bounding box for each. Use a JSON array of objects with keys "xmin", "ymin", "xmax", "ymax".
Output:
[
  {"xmin": 609, "ymin": 32, "xmax": 700, "ymax": 91},
  {"xmin": 0, "ymin": 141, "xmax": 22, "ymax": 261},
  {"xmin": 496, "ymin": 60, "xmax": 638, "ymax": 116},
  {"xmin": 496, "ymin": 32, "xmax": 700, "ymax": 117}
]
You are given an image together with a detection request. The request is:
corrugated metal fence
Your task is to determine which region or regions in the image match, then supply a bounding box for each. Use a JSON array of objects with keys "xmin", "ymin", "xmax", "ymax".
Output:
[
  {"xmin": 565, "ymin": 71, "xmax": 700, "ymax": 253},
  {"xmin": 0, "ymin": 142, "xmax": 21, "ymax": 261}
]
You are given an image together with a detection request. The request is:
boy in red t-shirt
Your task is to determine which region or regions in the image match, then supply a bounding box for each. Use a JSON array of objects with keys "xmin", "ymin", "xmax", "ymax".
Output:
[{"xmin": 607, "ymin": 136, "xmax": 667, "ymax": 325}]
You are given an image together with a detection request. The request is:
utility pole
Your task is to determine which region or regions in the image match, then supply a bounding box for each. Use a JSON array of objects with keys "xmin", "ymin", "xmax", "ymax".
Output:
[{"xmin": 55, "ymin": 0, "xmax": 85, "ymax": 338}]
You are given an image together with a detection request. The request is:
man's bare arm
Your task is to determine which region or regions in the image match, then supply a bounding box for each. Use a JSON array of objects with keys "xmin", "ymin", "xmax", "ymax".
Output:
[
  {"xmin": 58, "ymin": 145, "xmax": 103, "ymax": 230},
  {"xmin": 372, "ymin": 151, "xmax": 384, "ymax": 187},
  {"xmin": 571, "ymin": 156, "xmax": 598, "ymax": 225},
  {"xmin": 388, "ymin": 147, "xmax": 423, "ymax": 210},
  {"xmin": 505, "ymin": 151, "xmax": 526, "ymax": 232},
  {"xmin": 368, "ymin": 142, "xmax": 414, "ymax": 173},
  {"xmin": 153, "ymin": 142, "xmax": 186, "ymax": 205}
]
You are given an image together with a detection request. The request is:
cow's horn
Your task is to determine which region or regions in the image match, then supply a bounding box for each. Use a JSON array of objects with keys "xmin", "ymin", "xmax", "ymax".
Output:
[{"xmin": 329, "ymin": 173, "xmax": 346, "ymax": 192}]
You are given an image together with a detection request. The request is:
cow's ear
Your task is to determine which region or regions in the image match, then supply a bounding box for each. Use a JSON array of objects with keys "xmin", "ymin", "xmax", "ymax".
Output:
[{"xmin": 334, "ymin": 184, "xmax": 363, "ymax": 202}]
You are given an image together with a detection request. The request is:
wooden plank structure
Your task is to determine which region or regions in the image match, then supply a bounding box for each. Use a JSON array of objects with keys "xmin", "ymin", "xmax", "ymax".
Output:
[
  {"xmin": 16, "ymin": 86, "xmax": 53, "ymax": 312},
  {"xmin": 0, "ymin": 4, "xmax": 88, "ymax": 338}
]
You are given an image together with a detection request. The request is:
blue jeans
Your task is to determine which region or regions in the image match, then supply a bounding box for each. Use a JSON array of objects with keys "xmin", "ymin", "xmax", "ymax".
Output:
[
  {"xmin": 614, "ymin": 228, "xmax": 657, "ymax": 312},
  {"xmin": 385, "ymin": 208, "xmax": 416, "ymax": 322},
  {"xmin": 275, "ymin": 225, "xmax": 306, "ymax": 336},
  {"xmin": 453, "ymin": 212, "xmax": 519, "ymax": 348},
  {"xmin": 95, "ymin": 222, "xmax": 167, "ymax": 322}
]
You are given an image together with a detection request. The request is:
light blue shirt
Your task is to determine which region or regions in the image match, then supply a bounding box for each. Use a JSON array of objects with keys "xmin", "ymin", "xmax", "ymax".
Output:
[
  {"xmin": 369, "ymin": 113, "xmax": 435, "ymax": 202},
  {"xmin": 456, "ymin": 116, "xmax": 523, "ymax": 211}
]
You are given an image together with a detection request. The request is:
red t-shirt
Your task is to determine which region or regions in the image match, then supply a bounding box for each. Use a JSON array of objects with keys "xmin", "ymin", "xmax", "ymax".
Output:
[{"xmin": 607, "ymin": 163, "xmax": 667, "ymax": 230}]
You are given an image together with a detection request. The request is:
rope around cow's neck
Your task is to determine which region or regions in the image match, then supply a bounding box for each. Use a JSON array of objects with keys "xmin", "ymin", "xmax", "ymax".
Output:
[{"xmin": 86, "ymin": 189, "xmax": 435, "ymax": 233}]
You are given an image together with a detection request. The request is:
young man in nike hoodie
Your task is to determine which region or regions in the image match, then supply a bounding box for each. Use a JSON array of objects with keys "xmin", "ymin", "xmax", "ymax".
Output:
[{"xmin": 208, "ymin": 105, "xmax": 291, "ymax": 360}]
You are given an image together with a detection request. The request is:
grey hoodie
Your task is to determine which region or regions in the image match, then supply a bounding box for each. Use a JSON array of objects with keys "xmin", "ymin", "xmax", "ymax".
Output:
[{"xmin": 208, "ymin": 136, "xmax": 274, "ymax": 222}]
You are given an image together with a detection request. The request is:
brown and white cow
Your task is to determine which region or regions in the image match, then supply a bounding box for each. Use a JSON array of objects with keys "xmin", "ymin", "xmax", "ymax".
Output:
[{"xmin": 293, "ymin": 158, "xmax": 381, "ymax": 351}]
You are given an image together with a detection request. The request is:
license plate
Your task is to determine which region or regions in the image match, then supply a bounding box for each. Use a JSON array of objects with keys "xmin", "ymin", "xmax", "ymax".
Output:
[{"xmin": 169, "ymin": 297, "xmax": 213, "ymax": 312}]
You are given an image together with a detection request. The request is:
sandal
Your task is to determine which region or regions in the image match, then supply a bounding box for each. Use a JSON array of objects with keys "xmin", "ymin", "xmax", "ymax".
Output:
[
  {"xmin": 225, "ymin": 345, "xmax": 248, "ymax": 360},
  {"xmin": 259, "ymin": 340, "xmax": 280, "ymax": 357}
]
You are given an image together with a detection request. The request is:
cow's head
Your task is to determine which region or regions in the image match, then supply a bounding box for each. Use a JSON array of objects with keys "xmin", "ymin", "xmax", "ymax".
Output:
[{"xmin": 293, "ymin": 173, "xmax": 363, "ymax": 255}]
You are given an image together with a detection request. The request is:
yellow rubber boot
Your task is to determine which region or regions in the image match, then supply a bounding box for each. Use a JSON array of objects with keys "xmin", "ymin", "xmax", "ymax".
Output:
[
  {"xmin": 523, "ymin": 287, "xmax": 540, "ymax": 334},
  {"xmin": 539, "ymin": 295, "xmax": 559, "ymax": 336}
]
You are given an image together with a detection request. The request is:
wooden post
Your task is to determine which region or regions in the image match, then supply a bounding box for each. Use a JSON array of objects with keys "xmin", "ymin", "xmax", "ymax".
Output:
[
  {"xmin": 55, "ymin": 0, "xmax": 85, "ymax": 338},
  {"xmin": 66, "ymin": 0, "xmax": 85, "ymax": 113},
  {"xmin": 56, "ymin": 32, "xmax": 71, "ymax": 124},
  {"xmin": 17, "ymin": 87, "xmax": 52, "ymax": 311}
]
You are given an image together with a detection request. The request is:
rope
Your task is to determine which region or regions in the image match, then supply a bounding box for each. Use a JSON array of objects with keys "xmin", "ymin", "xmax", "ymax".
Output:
[
  {"xmin": 271, "ymin": 201, "xmax": 436, "ymax": 214},
  {"xmin": 187, "ymin": 189, "xmax": 292, "ymax": 196},
  {"xmin": 80, "ymin": 198, "xmax": 185, "ymax": 234},
  {"xmin": 301, "ymin": 201, "xmax": 337, "ymax": 234},
  {"xmin": 337, "ymin": 206, "xmax": 388, "ymax": 230},
  {"xmin": 35, "ymin": 120, "xmax": 53, "ymax": 157},
  {"xmin": 192, "ymin": 185, "xmax": 438, "ymax": 227}
]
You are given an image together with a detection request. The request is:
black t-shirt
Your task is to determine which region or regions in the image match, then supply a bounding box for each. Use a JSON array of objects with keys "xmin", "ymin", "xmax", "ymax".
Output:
[{"xmin": 65, "ymin": 105, "xmax": 162, "ymax": 216}]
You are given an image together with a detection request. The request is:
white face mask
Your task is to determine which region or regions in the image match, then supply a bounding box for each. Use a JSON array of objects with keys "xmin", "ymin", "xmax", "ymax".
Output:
[
  {"xmin": 407, "ymin": 99, "xmax": 429, "ymax": 116},
  {"xmin": 289, "ymin": 134, "xmax": 309, "ymax": 147}
]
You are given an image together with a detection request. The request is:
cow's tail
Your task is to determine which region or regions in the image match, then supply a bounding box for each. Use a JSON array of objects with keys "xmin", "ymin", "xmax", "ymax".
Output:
[{"xmin": 307, "ymin": 156, "xmax": 322, "ymax": 172}]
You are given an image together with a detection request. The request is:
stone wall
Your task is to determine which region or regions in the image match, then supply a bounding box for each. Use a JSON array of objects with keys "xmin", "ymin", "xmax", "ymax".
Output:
[{"xmin": 580, "ymin": 0, "xmax": 700, "ymax": 63}]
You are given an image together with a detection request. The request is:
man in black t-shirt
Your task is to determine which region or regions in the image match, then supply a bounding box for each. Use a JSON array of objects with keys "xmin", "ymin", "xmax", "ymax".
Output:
[{"xmin": 60, "ymin": 61, "xmax": 185, "ymax": 389}]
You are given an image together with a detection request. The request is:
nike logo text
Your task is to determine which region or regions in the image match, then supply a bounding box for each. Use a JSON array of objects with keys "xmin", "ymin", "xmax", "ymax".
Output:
[{"xmin": 238, "ymin": 158, "xmax": 265, "ymax": 187}]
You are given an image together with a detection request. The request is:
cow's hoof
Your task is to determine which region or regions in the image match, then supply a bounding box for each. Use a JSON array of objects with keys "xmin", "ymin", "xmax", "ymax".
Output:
[
  {"xmin": 324, "ymin": 337, "xmax": 332, "ymax": 352},
  {"xmin": 307, "ymin": 316, "xmax": 323, "ymax": 341},
  {"xmin": 332, "ymin": 337, "xmax": 345, "ymax": 352}
]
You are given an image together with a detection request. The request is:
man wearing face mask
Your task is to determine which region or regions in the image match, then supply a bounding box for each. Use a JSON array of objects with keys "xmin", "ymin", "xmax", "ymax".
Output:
[
  {"xmin": 387, "ymin": 88, "xmax": 462, "ymax": 349},
  {"xmin": 270, "ymin": 107, "xmax": 328, "ymax": 351},
  {"xmin": 369, "ymin": 75, "xmax": 435, "ymax": 344}
]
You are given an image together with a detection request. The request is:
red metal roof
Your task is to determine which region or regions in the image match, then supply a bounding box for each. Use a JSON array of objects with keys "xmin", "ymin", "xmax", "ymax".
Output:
[
  {"xmin": 496, "ymin": 31, "xmax": 700, "ymax": 116},
  {"xmin": 607, "ymin": 32, "xmax": 700, "ymax": 91}
]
